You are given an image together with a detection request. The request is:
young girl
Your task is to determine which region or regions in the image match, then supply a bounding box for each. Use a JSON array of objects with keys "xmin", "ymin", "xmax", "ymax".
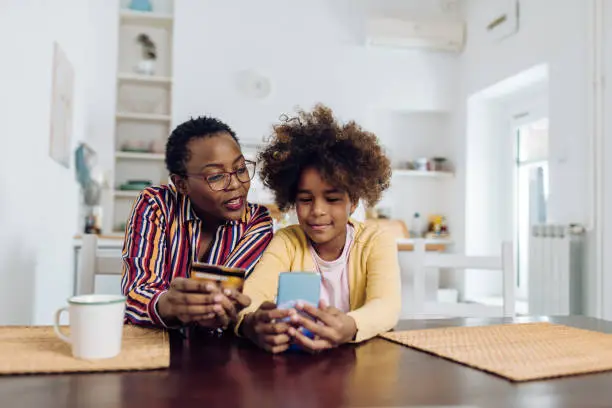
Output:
[{"xmin": 238, "ymin": 104, "xmax": 401, "ymax": 353}]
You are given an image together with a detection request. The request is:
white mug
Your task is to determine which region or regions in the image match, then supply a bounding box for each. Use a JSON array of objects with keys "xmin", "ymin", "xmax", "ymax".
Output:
[{"xmin": 53, "ymin": 294, "xmax": 127, "ymax": 359}]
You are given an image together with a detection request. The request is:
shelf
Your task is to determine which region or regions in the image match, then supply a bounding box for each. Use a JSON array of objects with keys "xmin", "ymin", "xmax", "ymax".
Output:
[
  {"xmin": 73, "ymin": 233, "xmax": 124, "ymax": 241},
  {"xmin": 114, "ymin": 190, "xmax": 142, "ymax": 198},
  {"xmin": 119, "ymin": 9, "xmax": 173, "ymax": 27},
  {"xmin": 72, "ymin": 235, "xmax": 124, "ymax": 248},
  {"xmin": 392, "ymin": 170, "xmax": 454, "ymax": 179},
  {"xmin": 117, "ymin": 73, "xmax": 172, "ymax": 85},
  {"xmin": 107, "ymin": 6, "xmax": 176, "ymax": 236},
  {"xmin": 116, "ymin": 112, "xmax": 171, "ymax": 122},
  {"xmin": 396, "ymin": 238, "xmax": 454, "ymax": 245},
  {"xmin": 396, "ymin": 238, "xmax": 454, "ymax": 252},
  {"xmin": 115, "ymin": 151, "xmax": 165, "ymax": 161}
]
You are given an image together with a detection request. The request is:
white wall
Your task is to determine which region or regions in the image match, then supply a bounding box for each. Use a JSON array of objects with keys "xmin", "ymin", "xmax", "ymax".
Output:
[
  {"xmin": 602, "ymin": 1, "xmax": 612, "ymax": 320},
  {"xmin": 0, "ymin": 0, "xmax": 90, "ymax": 324},
  {"xmin": 456, "ymin": 0, "xmax": 593, "ymax": 312},
  {"xmin": 464, "ymin": 100, "xmax": 507, "ymax": 254},
  {"xmin": 81, "ymin": 0, "xmax": 461, "ymax": 232},
  {"xmin": 83, "ymin": 0, "xmax": 120, "ymax": 235},
  {"xmin": 172, "ymin": 0, "xmax": 458, "ymax": 143},
  {"xmin": 170, "ymin": 0, "xmax": 460, "ymax": 239}
]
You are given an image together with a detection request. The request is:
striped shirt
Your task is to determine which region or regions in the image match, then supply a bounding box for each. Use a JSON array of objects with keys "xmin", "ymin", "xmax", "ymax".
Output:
[{"xmin": 120, "ymin": 184, "xmax": 273, "ymax": 327}]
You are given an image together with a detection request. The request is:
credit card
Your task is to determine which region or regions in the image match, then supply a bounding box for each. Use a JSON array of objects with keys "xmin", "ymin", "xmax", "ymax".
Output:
[{"xmin": 190, "ymin": 262, "xmax": 246, "ymax": 291}]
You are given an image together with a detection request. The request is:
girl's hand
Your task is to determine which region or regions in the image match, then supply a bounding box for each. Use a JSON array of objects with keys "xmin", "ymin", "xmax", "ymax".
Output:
[
  {"xmin": 242, "ymin": 302, "xmax": 297, "ymax": 354},
  {"xmin": 288, "ymin": 301, "xmax": 357, "ymax": 353}
]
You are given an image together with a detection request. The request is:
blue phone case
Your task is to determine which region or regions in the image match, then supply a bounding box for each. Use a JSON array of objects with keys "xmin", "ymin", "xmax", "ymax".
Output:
[
  {"xmin": 276, "ymin": 272, "xmax": 321, "ymax": 353},
  {"xmin": 276, "ymin": 272, "xmax": 321, "ymax": 308}
]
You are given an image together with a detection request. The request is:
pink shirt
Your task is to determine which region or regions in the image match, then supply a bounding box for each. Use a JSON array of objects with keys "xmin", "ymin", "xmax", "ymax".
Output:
[{"xmin": 308, "ymin": 225, "xmax": 354, "ymax": 313}]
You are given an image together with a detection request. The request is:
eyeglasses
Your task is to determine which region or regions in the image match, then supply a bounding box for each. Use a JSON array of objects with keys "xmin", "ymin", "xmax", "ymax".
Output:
[{"xmin": 186, "ymin": 160, "xmax": 256, "ymax": 191}]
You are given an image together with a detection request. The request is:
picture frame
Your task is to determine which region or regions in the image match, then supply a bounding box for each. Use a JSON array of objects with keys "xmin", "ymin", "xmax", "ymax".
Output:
[{"xmin": 49, "ymin": 42, "xmax": 75, "ymax": 168}]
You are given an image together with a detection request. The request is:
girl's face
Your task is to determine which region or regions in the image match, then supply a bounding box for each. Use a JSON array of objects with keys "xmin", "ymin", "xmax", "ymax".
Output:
[
  {"xmin": 172, "ymin": 132, "xmax": 251, "ymax": 223},
  {"xmin": 295, "ymin": 167, "xmax": 357, "ymax": 251}
]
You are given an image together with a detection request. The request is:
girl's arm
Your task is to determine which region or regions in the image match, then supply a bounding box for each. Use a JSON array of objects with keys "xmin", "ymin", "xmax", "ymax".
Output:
[
  {"xmin": 346, "ymin": 229, "xmax": 402, "ymax": 342},
  {"xmin": 290, "ymin": 229, "xmax": 402, "ymax": 351},
  {"xmin": 234, "ymin": 228, "xmax": 295, "ymax": 334}
]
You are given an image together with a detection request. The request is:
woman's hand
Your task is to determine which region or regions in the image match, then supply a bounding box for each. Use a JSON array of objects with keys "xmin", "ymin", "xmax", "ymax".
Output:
[
  {"xmin": 222, "ymin": 287, "xmax": 252, "ymax": 314},
  {"xmin": 217, "ymin": 287, "xmax": 252, "ymax": 327},
  {"xmin": 288, "ymin": 301, "xmax": 357, "ymax": 353},
  {"xmin": 157, "ymin": 278, "xmax": 250, "ymax": 328},
  {"xmin": 242, "ymin": 302, "xmax": 296, "ymax": 354}
]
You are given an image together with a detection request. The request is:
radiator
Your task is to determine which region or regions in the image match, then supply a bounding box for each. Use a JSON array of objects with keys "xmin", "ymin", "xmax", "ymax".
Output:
[{"xmin": 528, "ymin": 224, "xmax": 585, "ymax": 316}]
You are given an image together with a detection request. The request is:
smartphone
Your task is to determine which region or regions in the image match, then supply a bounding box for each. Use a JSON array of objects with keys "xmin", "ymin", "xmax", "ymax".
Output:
[
  {"xmin": 276, "ymin": 271, "xmax": 321, "ymax": 311},
  {"xmin": 275, "ymin": 272, "xmax": 321, "ymax": 352},
  {"xmin": 190, "ymin": 262, "xmax": 246, "ymax": 291}
]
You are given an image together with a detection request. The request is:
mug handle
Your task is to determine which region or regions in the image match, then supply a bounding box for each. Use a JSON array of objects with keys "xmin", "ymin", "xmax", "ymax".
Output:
[{"xmin": 53, "ymin": 307, "xmax": 71, "ymax": 344}]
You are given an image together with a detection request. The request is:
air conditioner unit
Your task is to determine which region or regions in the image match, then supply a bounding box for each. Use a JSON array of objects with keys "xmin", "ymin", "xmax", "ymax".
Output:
[{"xmin": 365, "ymin": 18, "xmax": 465, "ymax": 53}]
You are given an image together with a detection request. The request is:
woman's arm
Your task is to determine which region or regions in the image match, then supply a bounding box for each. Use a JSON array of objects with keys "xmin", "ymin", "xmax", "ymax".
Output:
[
  {"xmin": 222, "ymin": 205, "xmax": 274, "ymax": 275},
  {"xmin": 121, "ymin": 192, "xmax": 232, "ymax": 328},
  {"xmin": 120, "ymin": 192, "xmax": 170, "ymax": 327}
]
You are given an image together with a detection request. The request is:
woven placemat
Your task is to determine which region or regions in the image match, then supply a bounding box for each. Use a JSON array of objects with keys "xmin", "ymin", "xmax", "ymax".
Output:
[
  {"xmin": 0, "ymin": 325, "xmax": 170, "ymax": 375},
  {"xmin": 381, "ymin": 322, "xmax": 612, "ymax": 382}
]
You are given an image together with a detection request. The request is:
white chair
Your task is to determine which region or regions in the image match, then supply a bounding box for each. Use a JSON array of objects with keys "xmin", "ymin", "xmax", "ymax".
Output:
[
  {"xmin": 77, "ymin": 234, "xmax": 124, "ymax": 295},
  {"xmin": 407, "ymin": 240, "xmax": 515, "ymax": 319}
]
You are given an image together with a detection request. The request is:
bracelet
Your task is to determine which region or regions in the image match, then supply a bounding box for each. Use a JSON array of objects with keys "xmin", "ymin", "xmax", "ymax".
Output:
[{"xmin": 188, "ymin": 323, "xmax": 225, "ymax": 338}]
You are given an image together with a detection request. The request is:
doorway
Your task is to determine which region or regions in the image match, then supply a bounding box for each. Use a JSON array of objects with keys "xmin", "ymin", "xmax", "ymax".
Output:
[{"xmin": 514, "ymin": 117, "xmax": 549, "ymax": 301}]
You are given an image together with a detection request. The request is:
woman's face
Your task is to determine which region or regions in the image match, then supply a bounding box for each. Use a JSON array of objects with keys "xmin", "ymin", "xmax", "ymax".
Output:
[{"xmin": 174, "ymin": 132, "xmax": 251, "ymax": 223}]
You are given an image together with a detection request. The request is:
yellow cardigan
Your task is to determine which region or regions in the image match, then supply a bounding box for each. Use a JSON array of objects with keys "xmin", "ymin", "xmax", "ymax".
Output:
[{"xmin": 236, "ymin": 220, "xmax": 401, "ymax": 342}]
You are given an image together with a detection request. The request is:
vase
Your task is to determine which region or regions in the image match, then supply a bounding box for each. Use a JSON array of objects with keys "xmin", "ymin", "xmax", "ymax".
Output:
[{"xmin": 134, "ymin": 59, "xmax": 156, "ymax": 76}]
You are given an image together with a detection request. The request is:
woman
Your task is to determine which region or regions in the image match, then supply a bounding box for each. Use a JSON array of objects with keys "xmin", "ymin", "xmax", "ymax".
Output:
[{"xmin": 121, "ymin": 116, "xmax": 273, "ymax": 329}]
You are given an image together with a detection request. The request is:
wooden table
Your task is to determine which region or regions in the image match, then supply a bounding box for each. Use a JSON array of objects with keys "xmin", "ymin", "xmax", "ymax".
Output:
[{"xmin": 2, "ymin": 316, "xmax": 612, "ymax": 407}]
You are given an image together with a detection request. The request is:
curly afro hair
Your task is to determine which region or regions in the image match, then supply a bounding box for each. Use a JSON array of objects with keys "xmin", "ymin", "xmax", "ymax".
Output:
[{"xmin": 258, "ymin": 104, "xmax": 391, "ymax": 212}]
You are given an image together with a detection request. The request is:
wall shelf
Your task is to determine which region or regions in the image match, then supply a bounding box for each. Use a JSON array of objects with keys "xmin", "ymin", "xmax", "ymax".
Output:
[
  {"xmin": 115, "ymin": 151, "xmax": 165, "ymax": 161},
  {"xmin": 116, "ymin": 112, "xmax": 171, "ymax": 122},
  {"xmin": 114, "ymin": 190, "xmax": 142, "ymax": 199},
  {"xmin": 117, "ymin": 73, "xmax": 172, "ymax": 85},
  {"xmin": 119, "ymin": 9, "xmax": 173, "ymax": 27},
  {"xmin": 392, "ymin": 169, "xmax": 454, "ymax": 179}
]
